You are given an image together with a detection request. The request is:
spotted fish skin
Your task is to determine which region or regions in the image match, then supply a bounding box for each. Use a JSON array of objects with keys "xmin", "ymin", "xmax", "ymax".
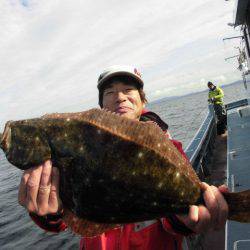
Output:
[
  {"xmin": 1, "ymin": 108, "xmax": 250, "ymax": 236},
  {"xmin": 0, "ymin": 109, "xmax": 201, "ymax": 220}
]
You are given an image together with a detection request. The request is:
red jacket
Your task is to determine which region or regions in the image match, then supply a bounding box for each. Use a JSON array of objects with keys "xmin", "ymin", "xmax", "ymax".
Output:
[
  {"xmin": 80, "ymin": 217, "xmax": 190, "ymax": 250},
  {"xmin": 30, "ymin": 110, "xmax": 193, "ymax": 250}
]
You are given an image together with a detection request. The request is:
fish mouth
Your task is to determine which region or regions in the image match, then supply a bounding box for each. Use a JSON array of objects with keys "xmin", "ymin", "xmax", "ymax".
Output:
[{"xmin": 0, "ymin": 122, "xmax": 12, "ymax": 153}]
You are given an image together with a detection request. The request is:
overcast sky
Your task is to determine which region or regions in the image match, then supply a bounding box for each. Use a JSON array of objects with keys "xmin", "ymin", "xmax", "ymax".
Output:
[{"xmin": 0, "ymin": 0, "xmax": 243, "ymax": 130}]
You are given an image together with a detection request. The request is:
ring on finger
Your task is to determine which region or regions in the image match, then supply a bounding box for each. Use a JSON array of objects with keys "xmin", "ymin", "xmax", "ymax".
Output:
[{"xmin": 38, "ymin": 185, "xmax": 51, "ymax": 194}]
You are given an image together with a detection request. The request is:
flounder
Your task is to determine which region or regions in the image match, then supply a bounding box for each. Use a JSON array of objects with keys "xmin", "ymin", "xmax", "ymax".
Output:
[{"xmin": 1, "ymin": 108, "xmax": 250, "ymax": 236}]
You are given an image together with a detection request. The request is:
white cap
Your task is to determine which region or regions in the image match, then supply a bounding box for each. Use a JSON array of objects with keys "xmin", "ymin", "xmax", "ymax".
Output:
[{"xmin": 97, "ymin": 65, "xmax": 144, "ymax": 90}]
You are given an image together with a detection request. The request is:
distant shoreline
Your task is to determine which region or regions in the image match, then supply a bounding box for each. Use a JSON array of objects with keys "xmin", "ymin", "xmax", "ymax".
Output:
[{"xmin": 149, "ymin": 80, "xmax": 243, "ymax": 105}]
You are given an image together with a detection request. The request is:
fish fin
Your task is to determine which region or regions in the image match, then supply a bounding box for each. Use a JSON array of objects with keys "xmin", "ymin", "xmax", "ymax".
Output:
[
  {"xmin": 224, "ymin": 190, "xmax": 250, "ymax": 222},
  {"xmin": 63, "ymin": 208, "xmax": 121, "ymax": 237}
]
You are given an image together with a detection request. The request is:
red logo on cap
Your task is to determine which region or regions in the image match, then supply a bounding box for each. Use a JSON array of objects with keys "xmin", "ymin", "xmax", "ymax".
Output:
[{"xmin": 134, "ymin": 68, "xmax": 141, "ymax": 78}]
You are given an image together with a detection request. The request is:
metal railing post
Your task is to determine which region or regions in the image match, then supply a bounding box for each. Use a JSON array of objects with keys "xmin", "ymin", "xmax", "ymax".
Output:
[
  {"xmin": 208, "ymin": 104, "xmax": 215, "ymax": 118},
  {"xmin": 208, "ymin": 104, "xmax": 217, "ymax": 135}
]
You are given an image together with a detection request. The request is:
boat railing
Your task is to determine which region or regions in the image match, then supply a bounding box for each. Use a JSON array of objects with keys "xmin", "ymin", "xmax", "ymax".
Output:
[
  {"xmin": 225, "ymin": 98, "xmax": 248, "ymax": 110},
  {"xmin": 185, "ymin": 99, "xmax": 248, "ymax": 178},
  {"xmin": 184, "ymin": 105, "xmax": 217, "ymax": 178}
]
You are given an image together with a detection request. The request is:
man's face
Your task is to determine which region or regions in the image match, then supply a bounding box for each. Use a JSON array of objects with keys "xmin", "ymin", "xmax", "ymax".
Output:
[
  {"xmin": 102, "ymin": 81, "xmax": 145, "ymax": 120},
  {"xmin": 208, "ymin": 84, "xmax": 214, "ymax": 90}
]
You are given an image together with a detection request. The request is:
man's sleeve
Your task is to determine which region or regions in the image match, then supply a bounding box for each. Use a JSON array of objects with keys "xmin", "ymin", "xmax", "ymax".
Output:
[
  {"xmin": 160, "ymin": 216, "xmax": 194, "ymax": 236},
  {"xmin": 214, "ymin": 87, "xmax": 224, "ymax": 99},
  {"xmin": 170, "ymin": 139, "xmax": 189, "ymax": 161},
  {"xmin": 29, "ymin": 211, "xmax": 67, "ymax": 233}
]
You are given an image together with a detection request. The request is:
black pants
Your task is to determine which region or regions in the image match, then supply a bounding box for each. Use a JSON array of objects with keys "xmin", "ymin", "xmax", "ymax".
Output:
[{"xmin": 214, "ymin": 104, "xmax": 227, "ymax": 134}]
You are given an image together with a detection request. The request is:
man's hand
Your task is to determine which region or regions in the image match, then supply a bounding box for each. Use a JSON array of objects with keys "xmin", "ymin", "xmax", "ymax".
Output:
[
  {"xmin": 177, "ymin": 182, "xmax": 229, "ymax": 233},
  {"xmin": 18, "ymin": 160, "xmax": 62, "ymax": 216},
  {"xmin": 208, "ymin": 98, "xmax": 215, "ymax": 103}
]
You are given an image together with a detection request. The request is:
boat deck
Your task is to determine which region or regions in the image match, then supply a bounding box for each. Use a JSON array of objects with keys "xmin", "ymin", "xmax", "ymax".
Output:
[
  {"xmin": 226, "ymin": 105, "xmax": 250, "ymax": 250},
  {"xmin": 202, "ymin": 132, "xmax": 227, "ymax": 250},
  {"xmin": 184, "ymin": 100, "xmax": 250, "ymax": 250},
  {"xmin": 203, "ymin": 105, "xmax": 250, "ymax": 250},
  {"xmin": 186, "ymin": 132, "xmax": 228, "ymax": 250},
  {"xmin": 208, "ymin": 132, "xmax": 227, "ymax": 186}
]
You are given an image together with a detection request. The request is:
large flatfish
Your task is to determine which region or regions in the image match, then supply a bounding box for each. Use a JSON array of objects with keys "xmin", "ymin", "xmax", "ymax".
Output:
[{"xmin": 1, "ymin": 108, "xmax": 250, "ymax": 237}]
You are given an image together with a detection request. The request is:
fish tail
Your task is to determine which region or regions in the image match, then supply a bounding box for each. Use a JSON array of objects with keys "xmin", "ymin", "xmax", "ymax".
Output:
[
  {"xmin": 0, "ymin": 121, "xmax": 12, "ymax": 152},
  {"xmin": 0, "ymin": 132, "xmax": 3, "ymax": 149},
  {"xmin": 223, "ymin": 190, "xmax": 250, "ymax": 223}
]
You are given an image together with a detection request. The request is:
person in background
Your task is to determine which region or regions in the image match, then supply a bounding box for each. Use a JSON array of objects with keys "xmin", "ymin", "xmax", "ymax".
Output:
[
  {"xmin": 18, "ymin": 66, "xmax": 229, "ymax": 250},
  {"xmin": 207, "ymin": 81, "xmax": 227, "ymax": 134}
]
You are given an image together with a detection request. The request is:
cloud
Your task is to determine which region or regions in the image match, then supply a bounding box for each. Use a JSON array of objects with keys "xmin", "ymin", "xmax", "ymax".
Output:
[
  {"xmin": 0, "ymin": 0, "xmax": 243, "ymax": 130},
  {"xmin": 212, "ymin": 75, "xmax": 227, "ymax": 84}
]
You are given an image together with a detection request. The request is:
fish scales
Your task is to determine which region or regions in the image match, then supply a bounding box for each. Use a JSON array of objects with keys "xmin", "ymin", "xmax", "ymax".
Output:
[{"xmin": 1, "ymin": 108, "xmax": 250, "ymax": 237}]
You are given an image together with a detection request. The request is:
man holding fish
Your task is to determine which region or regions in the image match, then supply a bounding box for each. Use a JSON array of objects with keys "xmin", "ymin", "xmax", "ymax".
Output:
[{"xmin": 18, "ymin": 66, "xmax": 228, "ymax": 250}]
